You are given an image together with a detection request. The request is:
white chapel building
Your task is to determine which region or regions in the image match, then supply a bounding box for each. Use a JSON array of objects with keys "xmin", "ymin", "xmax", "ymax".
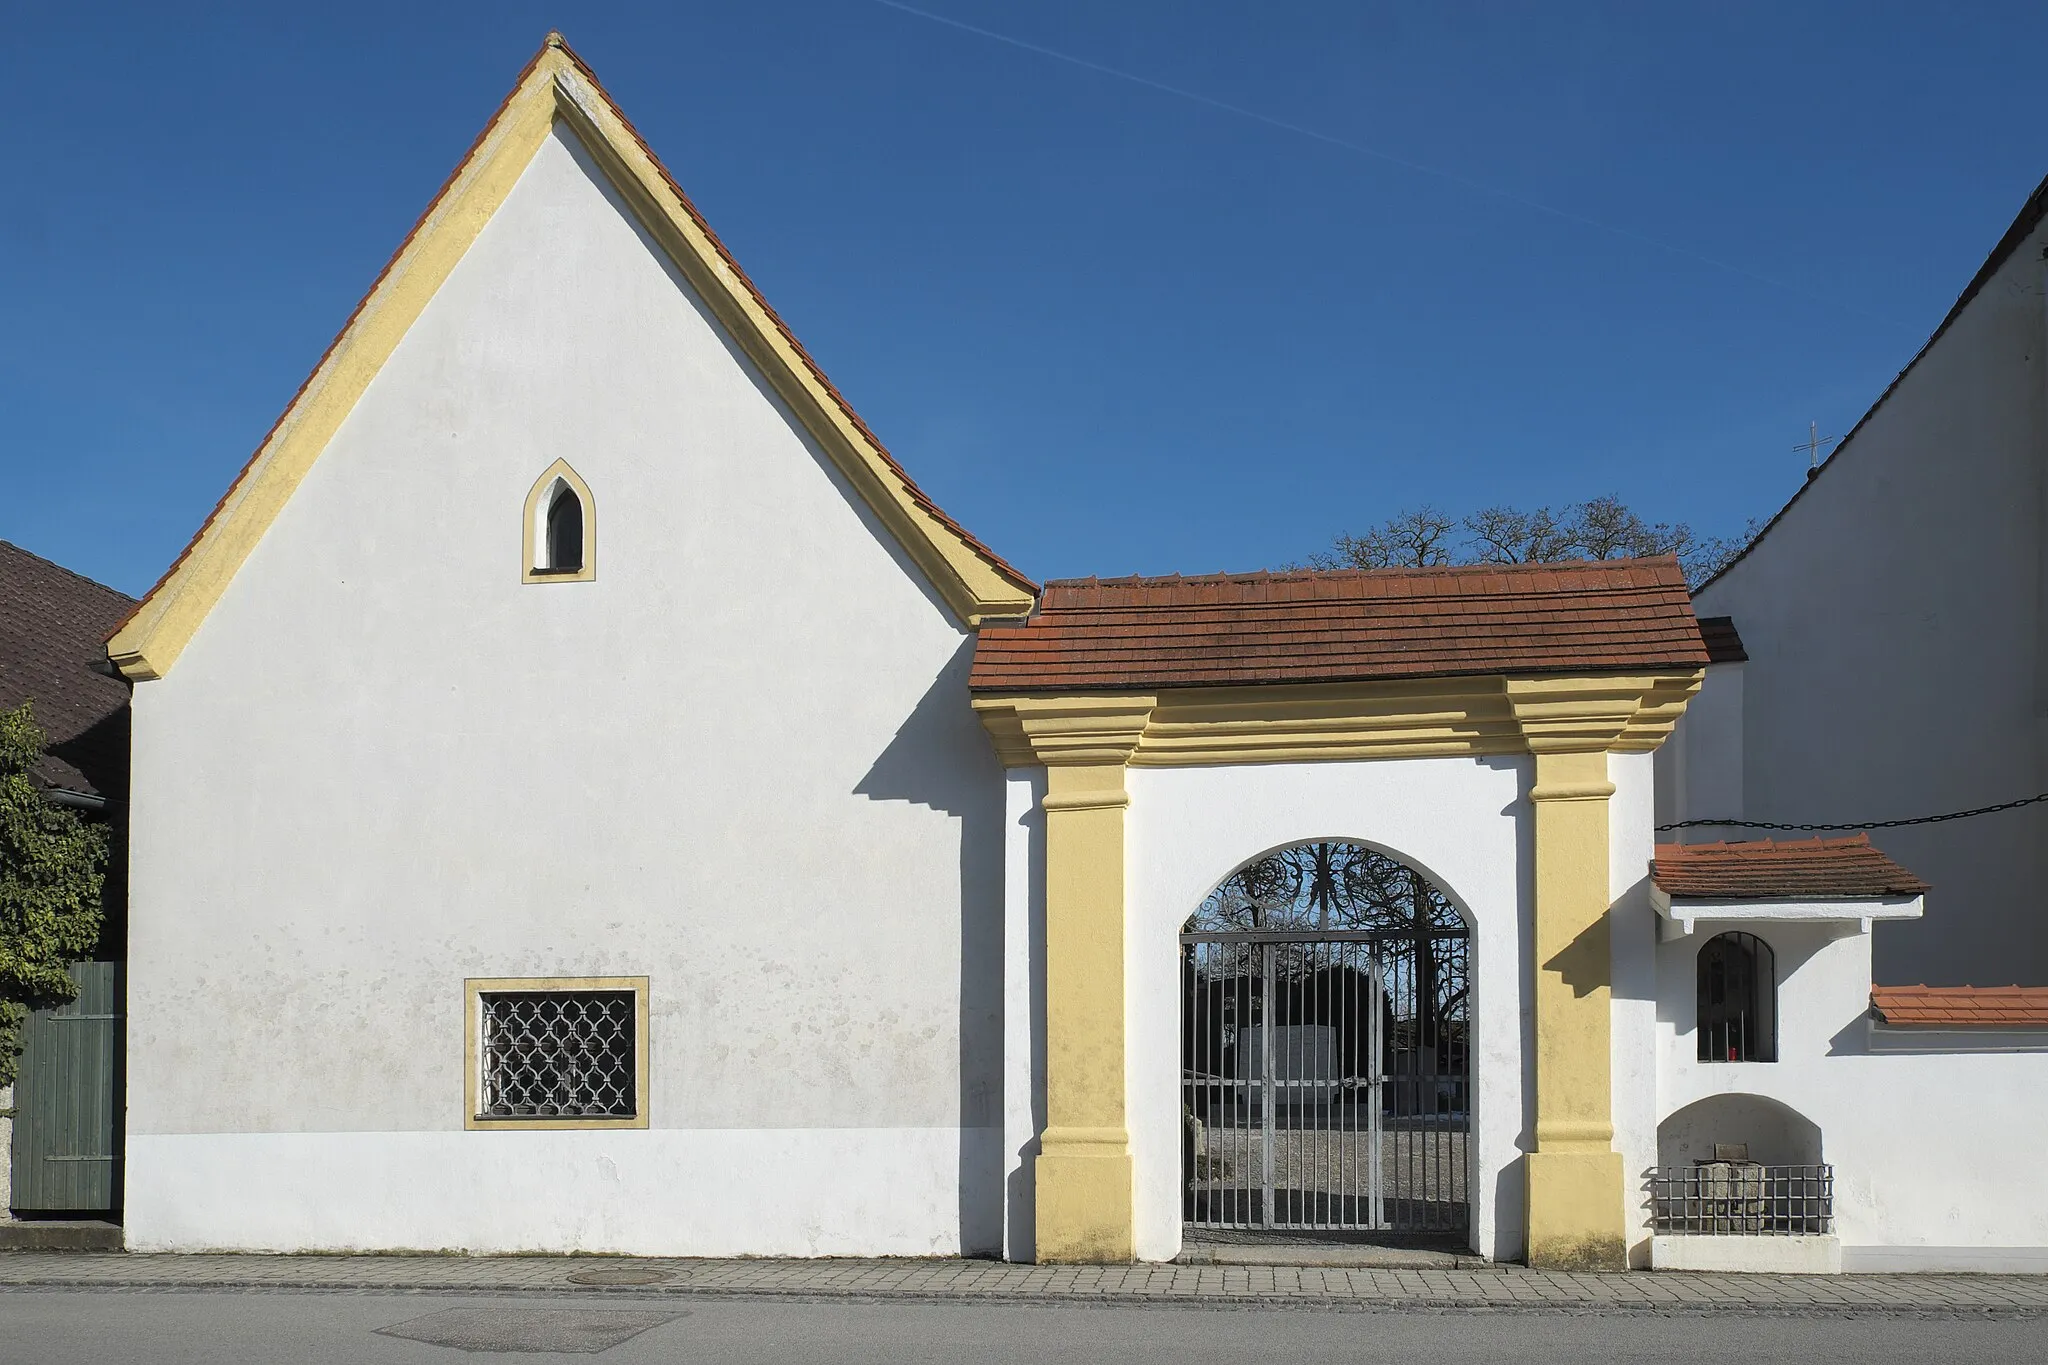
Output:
[{"xmin": 103, "ymin": 36, "xmax": 2048, "ymax": 1272}]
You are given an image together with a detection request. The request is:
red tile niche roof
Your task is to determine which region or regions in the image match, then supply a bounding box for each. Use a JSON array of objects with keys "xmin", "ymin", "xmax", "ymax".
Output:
[
  {"xmin": 969, "ymin": 558, "xmax": 1706, "ymax": 692},
  {"xmin": 1652, "ymin": 835, "xmax": 1931, "ymax": 901},
  {"xmin": 1871, "ymin": 985, "xmax": 2048, "ymax": 1028}
]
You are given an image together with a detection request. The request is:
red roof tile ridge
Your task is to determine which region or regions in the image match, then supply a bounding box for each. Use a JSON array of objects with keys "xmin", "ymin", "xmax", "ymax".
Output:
[
  {"xmin": 1870, "ymin": 983, "xmax": 2048, "ymax": 1026},
  {"xmin": 1042, "ymin": 557, "xmax": 1683, "ymax": 593},
  {"xmin": 1655, "ymin": 834, "xmax": 1874, "ymax": 856},
  {"xmin": 1875, "ymin": 983, "xmax": 2048, "ymax": 995}
]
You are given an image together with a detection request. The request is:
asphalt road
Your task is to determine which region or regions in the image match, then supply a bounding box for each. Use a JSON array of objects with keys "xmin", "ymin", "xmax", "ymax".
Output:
[{"xmin": 1, "ymin": 1290, "xmax": 2042, "ymax": 1363}]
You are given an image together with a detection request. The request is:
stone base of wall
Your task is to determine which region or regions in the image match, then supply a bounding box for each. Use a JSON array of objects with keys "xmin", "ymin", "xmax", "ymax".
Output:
[
  {"xmin": 1841, "ymin": 1244, "xmax": 2048, "ymax": 1274},
  {"xmin": 1652, "ymin": 1233, "xmax": 1841, "ymax": 1274},
  {"xmin": 0, "ymin": 1220, "xmax": 122, "ymax": 1252}
]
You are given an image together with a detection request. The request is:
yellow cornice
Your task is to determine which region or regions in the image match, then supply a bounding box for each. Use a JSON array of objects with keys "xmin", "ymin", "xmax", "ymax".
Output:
[
  {"xmin": 972, "ymin": 694, "xmax": 1155, "ymax": 769},
  {"xmin": 108, "ymin": 36, "xmax": 1032, "ymax": 681},
  {"xmin": 973, "ymin": 671, "xmax": 1704, "ymax": 769},
  {"xmin": 1612, "ymin": 672, "xmax": 1705, "ymax": 752}
]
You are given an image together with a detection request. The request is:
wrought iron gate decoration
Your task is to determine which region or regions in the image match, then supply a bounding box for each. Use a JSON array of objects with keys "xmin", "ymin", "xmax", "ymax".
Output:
[{"xmin": 1182, "ymin": 842, "xmax": 1470, "ymax": 1237}]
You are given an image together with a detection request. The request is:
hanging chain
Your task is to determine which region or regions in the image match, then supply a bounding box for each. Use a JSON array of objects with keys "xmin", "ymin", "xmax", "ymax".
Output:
[{"xmin": 1657, "ymin": 791, "xmax": 2048, "ymax": 834}]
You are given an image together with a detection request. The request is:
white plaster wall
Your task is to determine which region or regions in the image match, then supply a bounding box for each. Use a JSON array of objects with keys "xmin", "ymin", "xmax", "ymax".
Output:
[
  {"xmin": 127, "ymin": 1130, "xmax": 975, "ymax": 1256},
  {"xmin": 1123, "ymin": 755, "xmax": 1533, "ymax": 1263},
  {"xmin": 1653, "ymin": 662, "xmax": 1742, "ymax": 836},
  {"xmin": 124, "ymin": 121, "xmax": 1005, "ymax": 1254},
  {"xmin": 1606, "ymin": 750, "xmax": 1659, "ymax": 1267},
  {"xmin": 1692, "ymin": 222, "xmax": 2048, "ymax": 986},
  {"xmin": 1655, "ymin": 920, "xmax": 2048, "ymax": 1264}
]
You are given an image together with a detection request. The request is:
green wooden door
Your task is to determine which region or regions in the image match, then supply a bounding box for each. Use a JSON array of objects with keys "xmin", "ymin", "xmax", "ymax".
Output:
[{"xmin": 9, "ymin": 961, "xmax": 123, "ymax": 1213}]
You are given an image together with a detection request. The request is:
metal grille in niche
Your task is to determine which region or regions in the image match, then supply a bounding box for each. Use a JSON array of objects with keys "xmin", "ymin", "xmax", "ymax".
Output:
[
  {"xmin": 1649, "ymin": 1163, "xmax": 1832, "ymax": 1235},
  {"xmin": 479, "ymin": 990, "xmax": 636, "ymax": 1119},
  {"xmin": 1182, "ymin": 841, "xmax": 1470, "ymax": 1239}
]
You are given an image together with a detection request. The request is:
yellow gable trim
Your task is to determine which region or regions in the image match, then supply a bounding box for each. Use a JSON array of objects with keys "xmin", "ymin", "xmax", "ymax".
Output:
[{"xmin": 109, "ymin": 36, "xmax": 1034, "ymax": 681}]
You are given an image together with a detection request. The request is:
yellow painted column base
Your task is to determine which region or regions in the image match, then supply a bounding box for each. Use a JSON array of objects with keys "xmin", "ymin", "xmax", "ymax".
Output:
[
  {"xmin": 1526, "ymin": 1149, "xmax": 1627, "ymax": 1270},
  {"xmin": 1034, "ymin": 1130, "xmax": 1135, "ymax": 1263}
]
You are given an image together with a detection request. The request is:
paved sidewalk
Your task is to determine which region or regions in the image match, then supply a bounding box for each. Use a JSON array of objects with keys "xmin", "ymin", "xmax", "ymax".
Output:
[{"xmin": 3, "ymin": 1252, "xmax": 2047, "ymax": 1315}]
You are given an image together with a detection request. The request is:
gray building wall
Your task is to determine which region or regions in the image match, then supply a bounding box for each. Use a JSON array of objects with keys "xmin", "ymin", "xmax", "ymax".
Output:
[{"xmin": 1683, "ymin": 200, "xmax": 2048, "ymax": 987}]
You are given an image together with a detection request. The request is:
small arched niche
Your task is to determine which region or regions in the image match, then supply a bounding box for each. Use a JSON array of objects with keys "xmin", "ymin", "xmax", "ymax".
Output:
[
  {"xmin": 1657, "ymin": 1093, "xmax": 1822, "ymax": 1169},
  {"xmin": 522, "ymin": 460, "xmax": 596, "ymax": 584},
  {"xmin": 1697, "ymin": 931, "xmax": 1776, "ymax": 1063}
]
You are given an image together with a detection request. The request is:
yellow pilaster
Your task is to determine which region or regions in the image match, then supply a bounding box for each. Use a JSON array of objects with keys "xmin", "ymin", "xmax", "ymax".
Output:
[
  {"xmin": 977, "ymin": 695, "xmax": 1155, "ymax": 1263},
  {"xmin": 1524, "ymin": 747, "xmax": 1625, "ymax": 1269},
  {"xmin": 1501, "ymin": 675, "xmax": 1680, "ymax": 1271}
]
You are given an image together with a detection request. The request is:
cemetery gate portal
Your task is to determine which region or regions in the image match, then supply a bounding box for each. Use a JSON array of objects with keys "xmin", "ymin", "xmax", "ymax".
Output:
[{"xmin": 1181, "ymin": 841, "xmax": 1470, "ymax": 1240}]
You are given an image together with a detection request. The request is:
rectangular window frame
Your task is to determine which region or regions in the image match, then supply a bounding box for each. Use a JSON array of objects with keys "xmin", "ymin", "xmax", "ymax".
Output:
[{"xmin": 464, "ymin": 976, "xmax": 650, "ymax": 1131}]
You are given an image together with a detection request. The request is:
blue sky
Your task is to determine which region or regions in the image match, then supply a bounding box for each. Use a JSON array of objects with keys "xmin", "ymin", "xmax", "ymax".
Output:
[{"xmin": 7, "ymin": 2, "xmax": 2045, "ymax": 596}]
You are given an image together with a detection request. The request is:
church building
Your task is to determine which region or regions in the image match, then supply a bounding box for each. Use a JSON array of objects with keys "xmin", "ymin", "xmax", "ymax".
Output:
[{"xmin": 106, "ymin": 36, "xmax": 2048, "ymax": 1272}]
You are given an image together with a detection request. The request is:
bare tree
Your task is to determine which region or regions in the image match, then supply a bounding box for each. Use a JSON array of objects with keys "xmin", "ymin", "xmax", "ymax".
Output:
[
  {"xmin": 1685, "ymin": 517, "xmax": 1765, "ymax": 586},
  {"xmin": 1304, "ymin": 507, "xmax": 1456, "ymax": 570},
  {"xmin": 1465, "ymin": 505, "xmax": 1574, "ymax": 564},
  {"xmin": 1566, "ymin": 494, "xmax": 1688, "ymax": 561},
  {"xmin": 1306, "ymin": 498, "xmax": 1761, "ymax": 589}
]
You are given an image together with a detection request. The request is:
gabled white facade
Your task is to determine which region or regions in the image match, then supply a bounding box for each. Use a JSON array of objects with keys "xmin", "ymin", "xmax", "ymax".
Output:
[{"xmin": 125, "ymin": 121, "xmax": 1009, "ymax": 1256}]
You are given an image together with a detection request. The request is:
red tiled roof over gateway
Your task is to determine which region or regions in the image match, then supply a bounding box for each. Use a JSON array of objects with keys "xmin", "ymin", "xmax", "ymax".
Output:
[
  {"xmin": 969, "ymin": 558, "xmax": 1706, "ymax": 692},
  {"xmin": 1652, "ymin": 835, "xmax": 1931, "ymax": 901},
  {"xmin": 1870, "ymin": 985, "xmax": 2048, "ymax": 1028}
]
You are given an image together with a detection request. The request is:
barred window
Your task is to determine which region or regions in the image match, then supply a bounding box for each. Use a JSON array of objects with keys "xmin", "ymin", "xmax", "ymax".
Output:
[
  {"xmin": 1697, "ymin": 932, "xmax": 1776, "ymax": 1063},
  {"xmin": 466, "ymin": 978, "xmax": 648, "ymax": 1128}
]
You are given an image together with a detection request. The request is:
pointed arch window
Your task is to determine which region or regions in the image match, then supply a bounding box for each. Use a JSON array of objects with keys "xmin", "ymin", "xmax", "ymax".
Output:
[
  {"xmin": 1697, "ymin": 931, "xmax": 1776, "ymax": 1063},
  {"xmin": 545, "ymin": 484, "xmax": 583, "ymax": 571},
  {"xmin": 522, "ymin": 460, "xmax": 596, "ymax": 583}
]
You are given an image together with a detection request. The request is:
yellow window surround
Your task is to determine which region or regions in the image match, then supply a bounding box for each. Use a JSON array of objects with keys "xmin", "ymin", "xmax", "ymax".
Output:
[
  {"xmin": 463, "ymin": 975, "xmax": 651, "ymax": 1133},
  {"xmin": 522, "ymin": 460, "xmax": 596, "ymax": 584}
]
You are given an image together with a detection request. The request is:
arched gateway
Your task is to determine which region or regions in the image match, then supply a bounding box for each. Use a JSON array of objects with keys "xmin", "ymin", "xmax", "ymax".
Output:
[{"xmin": 1182, "ymin": 841, "xmax": 1470, "ymax": 1241}]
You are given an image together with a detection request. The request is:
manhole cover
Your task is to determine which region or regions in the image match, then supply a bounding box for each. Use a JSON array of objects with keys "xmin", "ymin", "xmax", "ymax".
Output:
[
  {"xmin": 566, "ymin": 1265, "xmax": 678, "ymax": 1286},
  {"xmin": 377, "ymin": 1307, "xmax": 682, "ymax": 1353}
]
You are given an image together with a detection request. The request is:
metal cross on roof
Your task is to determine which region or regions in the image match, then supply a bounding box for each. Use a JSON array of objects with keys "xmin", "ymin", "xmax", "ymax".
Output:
[{"xmin": 1796, "ymin": 420, "xmax": 1844, "ymax": 472}]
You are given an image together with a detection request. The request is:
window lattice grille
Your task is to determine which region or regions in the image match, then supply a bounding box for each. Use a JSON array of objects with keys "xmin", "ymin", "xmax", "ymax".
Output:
[{"xmin": 479, "ymin": 990, "xmax": 636, "ymax": 1119}]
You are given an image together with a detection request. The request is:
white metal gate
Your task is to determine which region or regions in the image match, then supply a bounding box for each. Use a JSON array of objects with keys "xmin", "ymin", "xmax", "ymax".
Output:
[{"xmin": 1181, "ymin": 842, "xmax": 1469, "ymax": 1239}]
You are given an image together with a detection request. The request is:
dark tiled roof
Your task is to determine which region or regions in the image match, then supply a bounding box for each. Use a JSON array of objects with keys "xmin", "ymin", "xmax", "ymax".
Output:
[
  {"xmin": 0, "ymin": 542, "xmax": 133, "ymax": 798},
  {"xmin": 1871, "ymin": 985, "xmax": 2048, "ymax": 1028},
  {"xmin": 970, "ymin": 557, "xmax": 1706, "ymax": 692},
  {"xmin": 1698, "ymin": 615, "xmax": 1747, "ymax": 664},
  {"xmin": 1652, "ymin": 834, "xmax": 1930, "ymax": 901}
]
